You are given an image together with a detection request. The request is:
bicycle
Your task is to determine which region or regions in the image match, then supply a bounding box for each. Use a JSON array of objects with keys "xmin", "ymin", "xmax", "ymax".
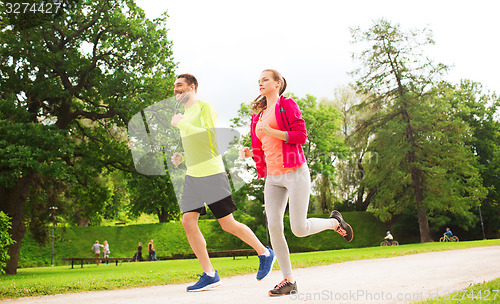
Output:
[
  {"xmin": 380, "ymin": 239, "xmax": 399, "ymax": 246},
  {"xmin": 439, "ymin": 234, "xmax": 459, "ymax": 242}
]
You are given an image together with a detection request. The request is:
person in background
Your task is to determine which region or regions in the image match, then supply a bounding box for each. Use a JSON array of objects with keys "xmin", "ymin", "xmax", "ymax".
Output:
[
  {"xmin": 148, "ymin": 239, "xmax": 159, "ymax": 261},
  {"xmin": 102, "ymin": 240, "xmax": 110, "ymax": 265},
  {"xmin": 137, "ymin": 242, "xmax": 143, "ymax": 261},
  {"xmin": 444, "ymin": 228, "xmax": 453, "ymax": 238},
  {"xmin": 132, "ymin": 242, "xmax": 143, "ymax": 262},
  {"xmin": 91, "ymin": 240, "xmax": 103, "ymax": 265},
  {"xmin": 384, "ymin": 231, "xmax": 393, "ymax": 245}
]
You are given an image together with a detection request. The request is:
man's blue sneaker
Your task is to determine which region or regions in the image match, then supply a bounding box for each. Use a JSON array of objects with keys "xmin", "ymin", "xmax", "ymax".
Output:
[
  {"xmin": 256, "ymin": 247, "xmax": 275, "ymax": 281},
  {"xmin": 186, "ymin": 271, "xmax": 221, "ymax": 292}
]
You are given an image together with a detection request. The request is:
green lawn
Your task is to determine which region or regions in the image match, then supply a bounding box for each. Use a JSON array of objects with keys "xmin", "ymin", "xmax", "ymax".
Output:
[
  {"xmin": 1, "ymin": 239, "xmax": 499, "ymax": 299},
  {"xmin": 418, "ymin": 277, "xmax": 500, "ymax": 303}
]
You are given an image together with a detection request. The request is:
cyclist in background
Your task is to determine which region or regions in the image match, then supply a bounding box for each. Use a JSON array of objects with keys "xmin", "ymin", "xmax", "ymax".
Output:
[
  {"xmin": 384, "ymin": 231, "xmax": 393, "ymax": 245},
  {"xmin": 444, "ymin": 228, "xmax": 453, "ymax": 239}
]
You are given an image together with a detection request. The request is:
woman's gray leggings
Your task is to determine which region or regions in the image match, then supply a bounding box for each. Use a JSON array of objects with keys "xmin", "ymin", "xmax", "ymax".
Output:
[{"xmin": 264, "ymin": 164, "xmax": 335, "ymax": 279}]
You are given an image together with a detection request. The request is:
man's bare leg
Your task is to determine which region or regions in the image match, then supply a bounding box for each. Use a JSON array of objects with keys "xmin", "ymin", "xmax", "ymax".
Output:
[
  {"xmin": 182, "ymin": 212, "xmax": 214, "ymax": 273},
  {"xmin": 218, "ymin": 213, "xmax": 267, "ymax": 255}
]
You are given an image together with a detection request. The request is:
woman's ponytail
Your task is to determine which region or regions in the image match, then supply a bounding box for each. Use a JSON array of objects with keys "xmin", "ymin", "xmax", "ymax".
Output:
[{"xmin": 280, "ymin": 76, "xmax": 287, "ymax": 96}]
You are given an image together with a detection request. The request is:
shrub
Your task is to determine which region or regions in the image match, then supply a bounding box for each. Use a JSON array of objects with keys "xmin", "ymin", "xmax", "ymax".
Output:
[
  {"xmin": 17, "ymin": 211, "xmax": 388, "ymax": 267},
  {"xmin": 0, "ymin": 211, "xmax": 16, "ymax": 274}
]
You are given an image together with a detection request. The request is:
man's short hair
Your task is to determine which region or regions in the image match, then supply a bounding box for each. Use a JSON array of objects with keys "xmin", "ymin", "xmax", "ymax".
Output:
[{"xmin": 177, "ymin": 74, "xmax": 198, "ymax": 91}]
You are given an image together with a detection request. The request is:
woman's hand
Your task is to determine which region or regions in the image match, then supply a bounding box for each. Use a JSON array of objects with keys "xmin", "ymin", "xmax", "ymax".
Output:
[
  {"xmin": 257, "ymin": 120, "xmax": 272, "ymax": 135},
  {"xmin": 256, "ymin": 120, "xmax": 287, "ymax": 141},
  {"xmin": 239, "ymin": 147, "xmax": 253, "ymax": 158}
]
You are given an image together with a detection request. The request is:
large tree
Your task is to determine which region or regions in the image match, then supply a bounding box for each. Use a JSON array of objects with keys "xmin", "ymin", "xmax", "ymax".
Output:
[
  {"xmin": 331, "ymin": 86, "xmax": 375, "ymax": 211},
  {"xmin": 293, "ymin": 94, "xmax": 347, "ymax": 213},
  {"xmin": 443, "ymin": 80, "xmax": 500, "ymax": 237},
  {"xmin": 127, "ymin": 173, "xmax": 181, "ymax": 223},
  {"xmin": 0, "ymin": 0, "xmax": 176, "ymax": 274},
  {"xmin": 350, "ymin": 19, "xmax": 486, "ymax": 242}
]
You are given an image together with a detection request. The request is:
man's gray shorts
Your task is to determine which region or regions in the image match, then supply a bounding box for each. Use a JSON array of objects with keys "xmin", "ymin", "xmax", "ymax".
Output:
[{"xmin": 180, "ymin": 172, "xmax": 234, "ymax": 214}]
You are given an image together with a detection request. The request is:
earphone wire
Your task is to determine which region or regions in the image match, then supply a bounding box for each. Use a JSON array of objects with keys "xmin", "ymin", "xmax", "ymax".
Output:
[{"xmin": 171, "ymin": 99, "xmax": 185, "ymax": 172}]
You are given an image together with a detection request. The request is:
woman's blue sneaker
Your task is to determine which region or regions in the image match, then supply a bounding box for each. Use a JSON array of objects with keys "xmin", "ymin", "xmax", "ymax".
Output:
[
  {"xmin": 256, "ymin": 247, "xmax": 275, "ymax": 280},
  {"xmin": 186, "ymin": 271, "xmax": 221, "ymax": 292}
]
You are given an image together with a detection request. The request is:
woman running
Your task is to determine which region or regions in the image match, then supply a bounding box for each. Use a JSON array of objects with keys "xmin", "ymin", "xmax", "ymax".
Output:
[{"xmin": 239, "ymin": 69, "xmax": 354, "ymax": 296}]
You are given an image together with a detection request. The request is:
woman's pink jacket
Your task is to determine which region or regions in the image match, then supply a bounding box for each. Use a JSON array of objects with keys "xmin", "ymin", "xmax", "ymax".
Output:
[{"xmin": 250, "ymin": 95, "xmax": 307, "ymax": 178}]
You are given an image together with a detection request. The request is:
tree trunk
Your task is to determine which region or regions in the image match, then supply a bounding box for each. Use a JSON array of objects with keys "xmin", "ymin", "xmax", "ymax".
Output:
[
  {"xmin": 75, "ymin": 210, "xmax": 90, "ymax": 226},
  {"xmin": 157, "ymin": 207, "xmax": 169, "ymax": 223},
  {"xmin": 402, "ymin": 108, "xmax": 433, "ymax": 242},
  {"xmin": 0, "ymin": 173, "xmax": 34, "ymax": 275},
  {"xmin": 319, "ymin": 175, "xmax": 330, "ymax": 214},
  {"xmin": 355, "ymin": 156, "xmax": 373, "ymax": 211},
  {"xmin": 355, "ymin": 185, "xmax": 365, "ymax": 211},
  {"xmin": 356, "ymin": 187, "xmax": 375, "ymax": 211},
  {"xmin": 410, "ymin": 165, "xmax": 433, "ymax": 242}
]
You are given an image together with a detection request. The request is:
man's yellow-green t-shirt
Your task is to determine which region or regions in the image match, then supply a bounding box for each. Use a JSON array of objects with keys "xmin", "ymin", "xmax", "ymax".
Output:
[{"xmin": 175, "ymin": 100, "xmax": 225, "ymax": 177}]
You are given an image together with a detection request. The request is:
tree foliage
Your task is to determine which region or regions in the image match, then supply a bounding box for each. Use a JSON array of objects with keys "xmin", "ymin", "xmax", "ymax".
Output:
[
  {"xmin": 330, "ymin": 86, "xmax": 375, "ymax": 211},
  {"xmin": 0, "ymin": 0, "xmax": 176, "ymax": 274},
  {"xmin": 350, "ymin": 19, "xmax": 487, "ymax": 242},
  {"xmin": 442, "ymin": 80, "xmax": 500, "ymax": 236},
  {"xmin": 127, "ymin": 173, "xmax": 181, "ymax": 223},
  {"xmin": 293, "ymin": 94, "xmax": 348, "ymax": 213}
]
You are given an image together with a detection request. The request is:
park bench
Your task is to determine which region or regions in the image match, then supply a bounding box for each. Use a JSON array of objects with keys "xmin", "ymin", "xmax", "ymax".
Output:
[
  {"xmin": 62, "ymin": 257, "xmax": 131, "ymax": 268},
  {"xmin": 188, "ymin": 249, "xmax": 255, "ymax": 260}
]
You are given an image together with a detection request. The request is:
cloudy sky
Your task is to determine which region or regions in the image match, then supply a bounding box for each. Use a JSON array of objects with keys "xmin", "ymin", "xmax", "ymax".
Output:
[{"xmin": 135, "ymin": 0, "xmax": 499, "ymax": 127}]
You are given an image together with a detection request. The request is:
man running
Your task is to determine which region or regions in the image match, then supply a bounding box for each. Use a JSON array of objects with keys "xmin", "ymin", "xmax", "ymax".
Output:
[{"xmin": 170, "ymin": 74, "xmax": 275, "ymax": 292}]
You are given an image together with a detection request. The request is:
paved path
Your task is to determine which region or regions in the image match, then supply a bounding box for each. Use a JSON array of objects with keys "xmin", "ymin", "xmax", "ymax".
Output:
[{"xmin": 3, "ymin": 246, "xmax": 500, "ymax": 304}]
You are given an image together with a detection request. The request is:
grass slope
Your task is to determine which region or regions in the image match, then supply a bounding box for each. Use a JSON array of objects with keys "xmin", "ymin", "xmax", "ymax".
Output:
[{"xmin": 19, "ymin": 211, "xmax": 386, "ymax": 267}]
